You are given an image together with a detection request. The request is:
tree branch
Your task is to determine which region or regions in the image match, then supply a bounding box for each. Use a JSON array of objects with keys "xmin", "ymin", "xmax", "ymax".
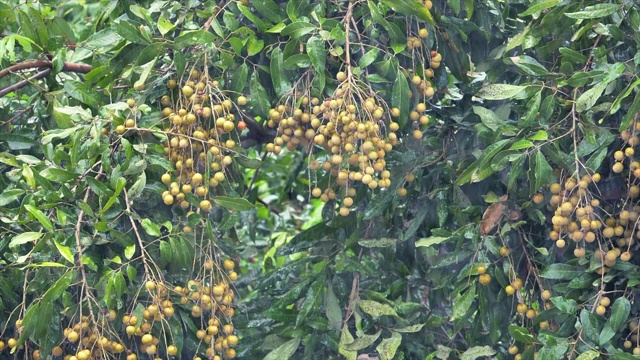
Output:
[{"xmin": 0, "ymin": 60, "xmax": 92, "ymax": 97}]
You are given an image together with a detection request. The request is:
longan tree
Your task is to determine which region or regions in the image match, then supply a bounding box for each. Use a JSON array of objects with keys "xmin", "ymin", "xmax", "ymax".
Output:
[{"xmin": 2, "ymin": 0, "xmax": 640, "ymax": 360}]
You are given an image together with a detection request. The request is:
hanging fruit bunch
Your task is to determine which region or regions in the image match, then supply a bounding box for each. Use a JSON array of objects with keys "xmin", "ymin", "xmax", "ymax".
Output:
[
  {"xmin": 158, "ymin": 65, "xmax": 246, "ymax": 214},
  {"xmin": 264, "ymin": 71, "xmax": 400, "ymax": 216}
]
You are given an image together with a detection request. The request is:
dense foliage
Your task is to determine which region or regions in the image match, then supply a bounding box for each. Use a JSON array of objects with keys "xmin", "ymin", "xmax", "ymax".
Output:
[{"xmin": 2, "ymin": 0, "xmax": 640, "ymax": 359}]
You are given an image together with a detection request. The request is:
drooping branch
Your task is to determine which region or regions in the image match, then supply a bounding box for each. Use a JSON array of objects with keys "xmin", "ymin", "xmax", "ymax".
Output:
[{"xmin": 0, "ymin": 60, "xmax": 92, "ymax": 97}]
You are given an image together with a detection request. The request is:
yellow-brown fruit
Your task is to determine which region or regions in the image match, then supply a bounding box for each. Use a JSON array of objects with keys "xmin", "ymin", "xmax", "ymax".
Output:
[
  {"xmin": 145, "ymin": 280, "xmax": 156, "ymax": 291},
  {"xmin": 532, "ymin": 193, "xmax": 544, "ymax": 204},
  {"xmin": 556, "ymin": 239, "xmax": 566, "ymax": 248},
  {"xmin": 336, "ymin": 71, "xmax": 347, "ymax": 82},
  {"xmin": 418, "ymin": 28, "xmax": 429, "ymax": 38},
  {"xmin": 224, "ymin": 259, "xmax": 235, "ymax": 271},
  {"xmin": 127, "ymin": 98, "xmax": 136, "ymax": 108},
  {"xmin": 635, "ymin": 347, "xmax": 640, "ymax": 356},
  {"xmin": 200, "ymin": 200, "xmax": 213, "ymax": 212},
  {"xmin": 505, "ymin": 285, "xmax": 516, "ymax": 295},
  {"xmin": 237, "ymin": 96, "xmax": 248, "ymax": 106},
  {"xmin": 516, "ymin": 303, "xmax": 528, "ymax": 313},
  {"xmin": 167, "ymin": 345, "xmax": 178, "ymax": 356},
  {"xmin": 613, "ymin": 162, "xmax": 624, "ymax": 173},
  {"xmin": 541, "ymin": 289, "xmax": 552, "ymax": 301},
  {"xmin": 595, "ymin": 305, "xmax": 606, "ymax": 316},
  {"xmin": 67, "ymin": 330, "xmax": 79, "ymax": 343},
  {"xmin": 167, "ymin": 79, "xmax": 177, "ymax": 89},
  {"xmin": 574, "ymin": 247, "xmax": 586, "ymax": 257},
  {"xmin": 600, "ymin": 297, "xmax": 611, "ymax": 307},
  {"xmin": 141, "ymin": 334, "xmax": 153, "ymax": 345},
  {"xmin": 397, "ymin": 187, "xmax": 407, "ymax": 197},
  {"xmin": 115, "ymin": 125, "xmax": 126, "ymax": 134},
  {"xmin": 621, "ymin": 251, "xmax": 632, "ymax": 262},
  {"xmin": 477, "ymin": 265, "xmax": 486, "ymax": 274},
  {"xmin": 614, "ymin": 150, "xmax": 625, "ymax": 161},
  {"xmin": 508, "ymin": 346, "xmax": 519, "ymax": 355},
  {"xmin": 525, "ymin": 309, "xmax": 537, "ymax": 319},
  {"xmin": 499, "ymin": 246, "xmax": 510, "ymax": 257},
  {"xmin": 478, "ymin": 273, "xmax": 491, "ymax": 285},
  {"xmin": 549, "ymin": 183, "xmax": 561, "ymax": 194},
  {"xmin": 413, "ymin": 129, "xmax": 423, "ymax": 139}
]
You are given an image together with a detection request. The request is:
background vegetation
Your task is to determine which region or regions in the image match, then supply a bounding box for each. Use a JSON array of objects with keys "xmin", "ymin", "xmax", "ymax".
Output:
[{"xmin": 1, "ymin": 0, "xmax": 640, "ymax": 359}]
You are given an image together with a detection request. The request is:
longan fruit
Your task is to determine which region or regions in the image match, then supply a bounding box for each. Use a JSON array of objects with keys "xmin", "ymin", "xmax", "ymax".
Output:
[
  {"xmin": 508, "ymin": 346, "xmax": 519, "ymax": 355},
  {"xmin": 541, "ymin": 289, "xmax": 552, "ymax": 300},
  {"xmin": 499, "ymin": 246, "xmax": 510, "ymax": 257},
  {"xmin": 532, "ymin": 193, "xmax": 544, "ymax": 204},
  {"xmin": 336, "ymin": 71, "xmax": 347, "ymax": 82},
  {"xmin": 613, "ymin": 162, "xmax": 624, "ymax": 173},
  {"xmin": 478, "ymin": 273, "xmax": 491, "ymax": 285},
  {"xmin": 505, "ymin": 285, "xmax": 516, "ymax": 295},
  {"xmin": 418, "ymin": 28, "xmax": 429, "ymax": 38},
  {"xmin": 476, "ymin": 265, "xmax": 486, "ymax": 274},
  {"xmin": 600, "ymin": 297, "xmax": 611, "ymax": 307},
  {"xmin": 595, "ymin": 305, "xmax": 606, "ymax": 316}
]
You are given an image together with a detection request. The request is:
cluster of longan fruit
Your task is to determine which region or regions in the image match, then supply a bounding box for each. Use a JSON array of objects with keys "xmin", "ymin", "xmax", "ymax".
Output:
[
  {"xmin": 51, "ymin": 311, "xmax": 126, "ymax": 360},
  {"xmin": 159, "ymin": 68, "xmax": 247, "ymax": 213},
  {"xmin": 175, "ymin": 258, "xmax": 239, "ymax": 359},
  {"xmin": 623, "ymin": 319, "xmax": 640, "ymax": 354},
  {"xmin": 265, "ymin": 78, "xmax": 400, "ymax": 216}
]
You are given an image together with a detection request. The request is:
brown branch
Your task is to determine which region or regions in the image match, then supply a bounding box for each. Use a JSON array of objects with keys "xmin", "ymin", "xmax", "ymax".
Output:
[
  {"xmin": 0, "ymin": 60, "xmax": 92, "ymax": 97},
  {"xmin": 0, "ymin": 69, "xmax": 50, "ymax": 97},
  {"xmin": 0, "ymin": 60, "xmax": 92, "ymax": 79}
]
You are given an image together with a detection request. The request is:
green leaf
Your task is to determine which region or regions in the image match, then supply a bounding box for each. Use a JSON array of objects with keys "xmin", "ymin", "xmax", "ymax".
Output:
[
  {"xmin": 575, "ymin": 350, "xmax": 600, "ymax": 360},
  {"xmin": 534, "ymin": 151, "xmax": 553, "ymax": 191},
  {"xmin": 141, "ymin": 219, "xmax": 161, "ymax": 237},
  {"xmin": 339, "ymin": 326, "xmax": 357, "ymax": 360},
  {"xmin": 519, "ymin": 0, "xmax": 561, "ymax": 17},
  {"xmin": 113, "ymin": 21, "xmax": 149, "ymax": 44},
  {"xmin": 379, "ymin": 0, "xmax": 434, "ymax": 24},
  {"xmin": 42, "ymin": 271, "xmax": 75, "ymax": 303},
  {"xmin": 359, "ymin": 300, "xmax": 398, "ymax": 317},
  {"xmin": 281, "ymin": 22, "xmax": 316, "ymax": 39},
  {"xmin": 460, "ymin": 346, "xmax": 497, "ymax": 360},
  {"xmin": 9, "ymin": 232, "xmax": 43, "ymax": 248},
  {"xmin": 264, "ymin": 337, "xmax": 301, "ymax": 360},
  {"xmin": 565, "ymin": 4, "xmax": 620, "ymax": 19},
  {"xmin": 393, "ymin": 323, "xmax": 425, "ymax": 333},
  {"xmin": 270, "ymin": 47, "xmax": 291, "ymax": 98},
  {"xmin": 377, "ymin": 331, "xmax": 402, "ymax": 360},
  {"xmin": 249, "ymin": 70, "xmax": 271, "ymax": 117},
  {"xmin": 475, "ymin": 84, "xmax": 527, "ymax": 100},
  {"xmin": 174, "ymin": 29, "xmax": 217, "ymax": 47},
  {"xmin": 415, "ymin": 236, "xmax": 450, "ymax": 248},
  {"xmin": 0, "ymin": 189, "xmax": 24, "ymax": 206},
  {"xmin": 508, "ymin": 324, "xmax": 539, "ymax": 344},
  {"xmin": 343, "ymin": 329, "xmax": 382, "ymax": 351},
  {"xmin": 392, "ymin": 69, "xmax": 410, "ymax": 128},
  {"xmin": 212, "ymin": 196, "xmax": 254, "ymax": 211},
  {"xmin": 40, "ymin": 168, "xmax": 77, "ymax": 183},
  {"xmin": 451, "ymin": 285, "xmax": 475, "ymax": 321},
  {"xmin": 124, "ymin": 244, "xmax": 136, "ymax": 260},
  {"xmin": 53, "ymin": 238, "xmax": 74, "ymax": 265},
  {"xmin": 251, "ymin": 0, "xmax": 286, "ymax": 23},
  {"xmin": 550, "ymin": 297, "xmax": 578, "ymax": 314},
  {"xmin": 559, "ymin": 47, "xmax": 588, "ymax": 64},
  {"xmin": 540, "ymin": 263, "xmax": 582, "ymax": 280},
  {"xmin": 358, "ymin": 238, "xmax": 396, "ymax": 248},
  {"xmin": 510, "ymin": 55, "xmax": 549, "ymax": 75},
  {"xmin": 473, "ymin": 106, "xmax": 505, "ymax": 131},
  {"xmin": 358, "ymin": 48, "xmax": 380, "ymax": 68},
  {"xmin": 576, "ymin": 82, "xmax": 607, "ymax": 113},
  {"xmin": 157, "ymin": 16, "xmax": 175, "ymax": 36},
  {"xmin": 307, "ymin": 36, "xmax": 326, "ymax": 94},
  {"xmin": 608, "ymin": 297, "xmax": 631, "ymax": 332},
  {"xmin": 247, "ymin": 36, "xmax": 265, "ymax": 56},
  {"xmin": 25, "ymin": 204, "xmax": 54, "ymax": 231},
  {"xmin": 325, "ymin": 282, "xmax": 342, "ymax": 331},
  {"xmin": 509, "ymin": 139, "xmax": 534, "ymax": 150}
]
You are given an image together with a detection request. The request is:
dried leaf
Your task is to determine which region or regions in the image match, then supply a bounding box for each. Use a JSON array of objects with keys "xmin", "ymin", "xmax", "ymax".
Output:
[{"xmin": 480, "ymin": 194, "xmax": 508, "ymax": 235}]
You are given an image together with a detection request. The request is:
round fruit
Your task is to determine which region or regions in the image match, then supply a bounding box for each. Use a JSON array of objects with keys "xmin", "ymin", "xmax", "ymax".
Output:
[
  {"xmin": 596, "ymin": 305, "xmax": 606, "ymax": 316},
  {"xmin": 67, "ymin": 330, "xmax": 79, "ymax": 343},
  {"xmin": 418, "ymin": 28, "xmax": 429, "ymax": 38},
  {"xmin": 600, "ymin": 297, "xmax": 611, "ymax": 307},
  {"xmin": 167, "ymin": 79, "xmax": 177, "ymax": 89},
  {"xmin": 478, "ymin": 273, "xmax": 491, "ymax": 285},
  {"xmin": 541, "ymin": 289, "xmax": 552, "ymax": 300},
  {"xmin": 224, "ymin": 259, "xmax": 235, "ymax": 271},
  {"xmin": 116, "ymin": 125, "xmax": 126, "ymax": 134},
  {"xmin": 167, "ymin": 345, "xmax": 178, "ymax": 356},
  {"xmin": 141, "ymin": 334, "xmax": 153, "ymax": 345},
  {"xmin": 397, "ymin": 187, "xmax": 407, "ymax": 197},
  {"xmin": 336, "ymin": 71, "xmax": 347, "ymax": 82},
  {"xmin": 477, "ymin": 265, "xmax": 486, "ymax": 274},
  {"xmin": 613, "ymin": 162, "xmax": 624, "ymax": 173},
  {"xmin": 505, "ymin": 285, "xmax": 516, "ymax": 295},
  {"xmin": 200, "ymin": 200, "xmax": 213, "ymax": 211},
  {"xmin": 508, "ymin": 345, "xmax": 518, "ymax": 355},
  {"xmin": 145, "ymin": 280, "xmax": 156, "ymax": 291},
  {"xmin": 532, "ymin": 193, "xmax": 544, "ymax": 204},
  {"xmin": 499, "ymin": 246, "xmax": 510, "ymax": 257}
]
